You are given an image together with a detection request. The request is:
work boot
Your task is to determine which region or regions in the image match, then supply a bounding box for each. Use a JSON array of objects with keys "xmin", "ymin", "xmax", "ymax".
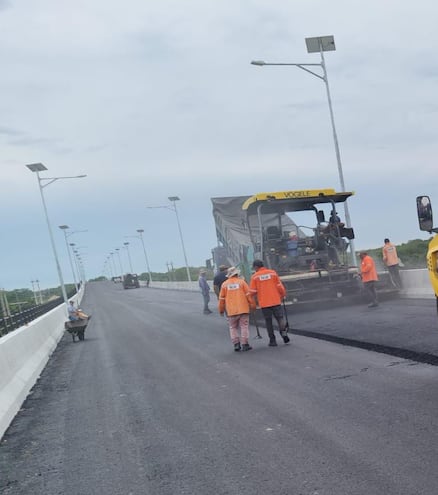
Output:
[
  {"xmin": 234, "ymin": 343, "xmax": 241, "ymax": 352},
  {"xmin": 368, "ymin": 302, "xmax": 379, "ymax": 308},
  {"xmin": 280, "ymin": 328, "xmax": 290, "ymax": 343},
  {"xmin": 268, "ymin": 338, "xmax": 277, "ymax": 347},
  {"xmin": 241, "ymin": 343, "xmax": 252, "ymax": 351}
]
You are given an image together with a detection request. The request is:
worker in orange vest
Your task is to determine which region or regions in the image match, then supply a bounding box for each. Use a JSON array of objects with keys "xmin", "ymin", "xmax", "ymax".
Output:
[
  {"xmin": 249, "ymin": 260, "xmax": 290, "ymax": 346},
  {"xmin": 382, "ymin": 238, "xmax": 402, "ymax": 289},
  {"xmin": 218, "ymin": 266, "xmax": 256, "ymax": 352},
  {"xmin": 359, "ymin": 252, "xmax": 379, "ymax": 308}
]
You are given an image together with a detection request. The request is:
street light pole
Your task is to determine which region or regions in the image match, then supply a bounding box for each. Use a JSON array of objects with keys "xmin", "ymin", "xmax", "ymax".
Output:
[
  {"xmin": 76, "ymin": 254, "xmax": 86, "ymax": 281},
  {"xmin": 136, "ymin": 229, "xmax": 153, "ymax": 282},
  {"xmin": 166, "ymin": 261, "xmax": 173, "ymax": 281},
  {"xmin": 109, "ymin": 252, "xmax": 118, "ymax": 278},
  {"xmin": 125, "ymin": 230, "xmax": 153, "ymax": 283},
  {"xmin": 71, "ymin": 244, "xmax": 87, "ymax": 285},
  {"xmin": 123, "ymin": 242, "xmax": 134, "ymax": 273},
  {"xmin": 30, "ymin": 280, "xmax": 38, "ymax": 305},
  {"xmin": 251, "ymin": 35, "xmax": 356, "ymax": 264},
  {"xmin": 69, "ymin": 243, "xmax": 81, "ymax": 285},
  {"xmin": 35, "ymin": 279, "xmax": 43, "ymax": 304},
  {"xmin": 26, "ymin": 163, "xmax": 86, "ymax": 305},
  {"xmin": 146, "ymin": 196, "xmax": 192, "ymax": 282},
  {"xmin": 168, "ymin": 197, "xmax": 191, "ymax": 282},
  {"xmin": 115, "ymin": 248, "xmax": 124, "ymax": 278},
  {"xmin": 59, "ymin": 225, "xmax": 79, "ymax": 292},
  {"xmin": 106, "ymin": 255, "xmax": 114, "ymax": 278}
]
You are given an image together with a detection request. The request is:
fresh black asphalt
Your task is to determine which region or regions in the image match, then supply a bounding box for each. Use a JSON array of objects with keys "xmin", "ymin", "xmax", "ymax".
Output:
[
  {"xmin": 287, "ymin": 297, "xmax": 438, "ymax": 365},
  {"xmin": 1, "ymin": 283, "xmax": 438, "ymax": 495}
]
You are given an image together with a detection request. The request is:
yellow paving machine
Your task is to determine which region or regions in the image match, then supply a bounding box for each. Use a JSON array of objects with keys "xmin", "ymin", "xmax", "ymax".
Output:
[{"xmin": 212, "ymin": 188, "xmax": 362, "ymax": 306}]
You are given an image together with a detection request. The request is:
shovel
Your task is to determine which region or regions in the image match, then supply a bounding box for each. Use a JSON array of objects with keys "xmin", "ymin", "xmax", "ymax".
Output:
[
  {"xmin": 250, "ymin": 310, "xmax": 262, "ymax": 339},
  {"xmin": 281, "ymin": 299, "xmax": 291, "ymax": 343}
]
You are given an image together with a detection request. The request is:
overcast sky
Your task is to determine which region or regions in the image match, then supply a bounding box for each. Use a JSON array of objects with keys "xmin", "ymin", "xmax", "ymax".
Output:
[{"xmin": 2, "ymin": 0, "xmax": 438, "ymax": 290}]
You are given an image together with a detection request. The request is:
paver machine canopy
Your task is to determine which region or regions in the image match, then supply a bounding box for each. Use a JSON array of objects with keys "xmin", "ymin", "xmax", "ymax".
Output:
[{"xmin": 242, "ymin": 188, "xmax": 355, "ymax": 275}]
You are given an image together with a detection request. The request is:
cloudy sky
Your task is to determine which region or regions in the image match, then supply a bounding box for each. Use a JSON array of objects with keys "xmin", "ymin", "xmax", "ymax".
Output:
[{"xmin": 1, "ymin": 0, "xmax": 438, "ymax": 290}]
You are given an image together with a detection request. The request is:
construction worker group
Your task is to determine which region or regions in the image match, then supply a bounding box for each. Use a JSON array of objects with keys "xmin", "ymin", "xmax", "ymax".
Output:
[
  {"xmin": 210, "ymin": 236, "xmax": 402, "ymax": 352},
  {"xmin": 218, "ymin": 260, "xmax": 290, "ymax": 352}
]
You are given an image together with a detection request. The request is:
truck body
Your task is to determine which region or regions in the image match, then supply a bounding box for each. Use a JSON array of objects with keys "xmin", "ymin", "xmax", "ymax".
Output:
[
  {"xmin": 416, "ymin": 195, "xmax": 438, "ymax": 313},
  {"xmin": 123, "ymin": 273, "xmax": 140, "ymax": 289},
  {"xmin": 211, "ymin": 188, "xmax": 362, "ymax": 306}
]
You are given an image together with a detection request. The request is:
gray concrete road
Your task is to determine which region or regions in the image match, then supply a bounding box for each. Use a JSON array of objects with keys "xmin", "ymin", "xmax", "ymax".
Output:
[{"xmin": 1, "ymin": 282, "xmax": 438, "ymax": 495}]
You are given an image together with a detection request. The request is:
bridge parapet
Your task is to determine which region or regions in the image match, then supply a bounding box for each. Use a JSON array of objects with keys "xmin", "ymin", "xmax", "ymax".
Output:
[
  {"xmin": 0, "ymin": 289, "xmax": 84, "ymax": 439},
  {"xmin": 144, "ymin": 270, "xmax": 434, "ymax": 299}
]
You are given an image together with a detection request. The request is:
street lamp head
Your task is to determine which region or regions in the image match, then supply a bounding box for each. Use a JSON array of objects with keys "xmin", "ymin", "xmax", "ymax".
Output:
[
  {"xmin": 76, "ymin": 175, "xmax": 87, "ymax": 178},
  {"xmin": 124, "ymin": 242, "xmax": 129, "ymax": 246},
  {"xmin": 251, "ymin": 60, "xmax": 266, "ymax": 66},
  {"xmin": 168, "ymin": 196, "xmax": 180, "ymax": 202},
  {"xmin": 136, "ymin": 229, "xmax": 144, "ymax": 233},
  {"xmin": 59, "ymin": 225, "xmax": 69, "ymax": 230},
  {"xmin": 26, "ymin": 162, "xmax": 47, "ymax": 172}
]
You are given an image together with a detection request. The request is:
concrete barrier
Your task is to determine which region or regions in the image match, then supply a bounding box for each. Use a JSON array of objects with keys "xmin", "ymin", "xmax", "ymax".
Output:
[
  {"xmin": 400, "ymin": 269, "xmax": 434, "ymax": 299},
  {"xmin": 0, "ymin": 289, "xmax": 84, "ymax": 439},
  {"xmin": 146, "ymin": 270, "xmax": 435, "ymax": 299},
  {"xmin": 142, "ymin": 280, "xmax": 200, "ymax": 291}
]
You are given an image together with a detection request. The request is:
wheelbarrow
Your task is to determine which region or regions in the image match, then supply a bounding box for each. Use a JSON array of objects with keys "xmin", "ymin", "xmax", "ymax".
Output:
[{"xmin": 64, "ymin": 317, "xmax": 90, "ymax": 342}]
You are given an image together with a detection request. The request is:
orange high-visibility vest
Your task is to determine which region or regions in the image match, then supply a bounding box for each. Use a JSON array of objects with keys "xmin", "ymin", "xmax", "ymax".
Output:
[
  {"xmin": 361, "ymin": 255, "xmax": 378, "ymax": 282},
  {"xmin": 383, "ymin": 242, "xmax": 399, "ymax": 267},
  {"xmin": 218, "ymin": 277, "xmax": 254, "ymax": 316},
  {"xmin": 249, "ymin": 267, "xmax": 286, "ymax": 308}
]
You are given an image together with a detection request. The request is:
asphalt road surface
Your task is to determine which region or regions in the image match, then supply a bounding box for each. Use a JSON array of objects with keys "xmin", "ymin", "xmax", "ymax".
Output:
[{"xmin": 1, "ymin": 282, "xmax": 438, "ymax": 495}]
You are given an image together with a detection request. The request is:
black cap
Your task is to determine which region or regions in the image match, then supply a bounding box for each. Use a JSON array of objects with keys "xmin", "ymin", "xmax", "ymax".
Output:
[
  {"xmin": 384, "ymin": 238, "xmax": 390, "ymax": 243},
  {"xmin": 252, "ymin": 259, "xmax": 264, "ymax": 268}
]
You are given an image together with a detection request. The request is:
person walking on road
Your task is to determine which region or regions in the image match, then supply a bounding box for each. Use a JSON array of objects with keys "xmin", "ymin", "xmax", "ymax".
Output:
[
  {"xmin": 218, "ymin": 266, "xmax": 256, "ymax": 352},
  {"xmin": 382, "ymin": 238, "xmax": 403, "ymax": 289},
  {"xmin": 213, "ymin": 265, "xmax": 228, "ymax": 299},
  {"xmin": 249, "ymin": 260, "xmax": 290, "ymax": 346},
  {"xmin": 198, "ymin": 270, "xmax": 212, "ymax": 314},
  {"xmin": 359, "ymin": 252, "xmax": 379, "ymax": 308}
]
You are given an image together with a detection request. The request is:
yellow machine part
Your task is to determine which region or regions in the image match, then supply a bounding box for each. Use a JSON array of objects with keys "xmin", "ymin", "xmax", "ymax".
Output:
[
  {"xmin": 242, "ymin": 189, "xmax": 353, "ymax": 211},
  {"xmin": 427, "ymin": 235, "xmax": 438, "ymax": 298}
]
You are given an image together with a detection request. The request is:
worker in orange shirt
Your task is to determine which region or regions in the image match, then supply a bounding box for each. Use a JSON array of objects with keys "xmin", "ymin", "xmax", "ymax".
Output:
[
  {"xmin": 249, "ymin": 260, "xmax": 290, "ymax": 346},
  {"xmin": 218, "ymin": 266, "xmax": 256, "ymax": 352},
  {"xmin": 359, "ymin": 252, "xmax": 379, "ymax": 308},
  {"xmin": 382, "ymin": 238, "xmax": 402, "ymax": 289}
]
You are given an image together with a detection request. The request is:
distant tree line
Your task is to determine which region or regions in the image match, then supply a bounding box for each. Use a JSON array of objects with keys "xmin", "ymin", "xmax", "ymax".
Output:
[
  {"xmin": 89, "ymin": 266, "xmax": 214, "ymax": 283},
  {"xmin": 0, "ymin": 284, "xmax": 77, "ymax": 316}
]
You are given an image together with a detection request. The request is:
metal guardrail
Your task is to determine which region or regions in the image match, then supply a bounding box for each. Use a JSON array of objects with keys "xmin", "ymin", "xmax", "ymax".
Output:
[
  {"xmin": 0, "ymin": 287, "xmax": 78, "ymax": 337},
  {"xmin": 0, "ymin": 298, "xmax": 63, "ymax": 337}
]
